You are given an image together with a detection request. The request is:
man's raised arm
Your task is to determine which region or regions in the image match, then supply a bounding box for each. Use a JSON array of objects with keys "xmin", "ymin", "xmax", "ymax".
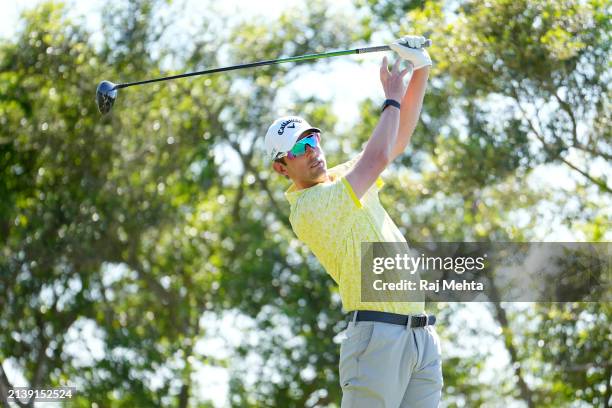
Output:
[
  {"xmin": 345, "ymin": 57, "xmax": 411, "ymax": 200},
  {"xmin": 389, "ymin": 36, "xmax": 432, "ymax": 160},
  {"xmin": 391, "ymin": 67, "xmax": 430, "ymax": 160}
]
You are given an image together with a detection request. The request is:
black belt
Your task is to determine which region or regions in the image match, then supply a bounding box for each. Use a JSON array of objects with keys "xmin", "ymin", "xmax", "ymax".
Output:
[{"xmin": 348, "ymin": 310, "xmax": 436, "ymax": 328}]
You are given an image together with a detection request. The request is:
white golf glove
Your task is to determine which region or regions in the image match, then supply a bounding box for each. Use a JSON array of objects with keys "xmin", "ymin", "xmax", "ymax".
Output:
[{"xmin": 389, "ymin": 35, "xmax": 432, "ymax": 70}]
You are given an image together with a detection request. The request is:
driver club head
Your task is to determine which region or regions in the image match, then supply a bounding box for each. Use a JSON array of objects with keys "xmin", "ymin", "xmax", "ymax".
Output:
[{"xmin": 96, "ymin": 80, "xmax": 118, "ymax": 114}]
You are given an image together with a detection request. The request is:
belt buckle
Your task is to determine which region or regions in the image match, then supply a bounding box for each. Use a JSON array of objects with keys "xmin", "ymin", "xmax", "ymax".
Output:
[{"xmin": 408, "ymin": 313, "xmax": 428, "ymax": 328}]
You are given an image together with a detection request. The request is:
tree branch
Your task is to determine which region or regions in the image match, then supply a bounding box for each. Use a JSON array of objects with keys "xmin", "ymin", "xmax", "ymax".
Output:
[
  {"xmin": 0, "ymin": 361, "xmax": 28, "ymax": 408},
  {"xmin": 31, "ymin": 314, "xmax": 50, "ymax": 393},
  {"xmin": 227, "ymin": 139, "xmax": 291, "ymax": 229},
  {"xmin": 485, "ymin": 277, "xmax": 536, "ymax": 408},
  {"xmin": 604, "ymin": 363, "xmax": 611, "ymax": 408},
  {"xmin": 229, "ymin": 138, "xmax": 256, "ymax": 223},
  {"xmin": 549, "ymin": 88, "xmax": 612, "ymax": 160},
  {"xmin": 490, "ymin": 302, "xmax": 536, "ymax": 408},
  {"xmin": 510, "ymin": 86, "xmax": 612, "ymax": 193},
  {"xmin": 552, "ymin": 90, "xmax": 579, "ymax": 146},
  {"xmin": 556, "ymin": 154, "xmax": 611, "ymax": 193}
]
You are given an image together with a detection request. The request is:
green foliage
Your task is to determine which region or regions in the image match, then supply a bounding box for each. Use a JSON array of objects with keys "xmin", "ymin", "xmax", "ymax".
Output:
[
  {"xmin": 515, "ymin": 302, "xmax": 611, "ymax": 406},
  {"xmin": 1, "ymin": 0, "xmax": 226, "ymax": 405},
  {"xmin": 357, "ymin": 0, "xmax": 611, "ymax": 406},
  {"xmin": 0, "ymin": 0, "xmax": 610, "ymax": 407},
  {"xmin": 355, "ymin": 0, "xmax": 429, "ymax": 34},
  {"xmin": 0, "ymin": 1, "xmax": 358, "ymax": 406}
]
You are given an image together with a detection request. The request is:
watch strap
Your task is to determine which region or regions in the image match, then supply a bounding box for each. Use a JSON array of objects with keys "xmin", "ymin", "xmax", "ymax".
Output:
[{"xmin": 381, "ymin": 99, "xmax": 401, "ymax": 112}]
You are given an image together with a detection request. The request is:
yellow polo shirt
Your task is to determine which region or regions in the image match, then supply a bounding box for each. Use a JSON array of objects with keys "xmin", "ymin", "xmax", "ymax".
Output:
[{"xmin": 285, "ymin": 155, "xmax": 424, "ymax": 314}]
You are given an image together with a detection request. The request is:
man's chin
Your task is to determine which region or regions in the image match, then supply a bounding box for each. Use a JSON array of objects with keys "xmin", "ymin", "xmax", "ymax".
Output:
[{"xmin": 312, "ymin": 165, "xmax": 327, "ymax": 181}]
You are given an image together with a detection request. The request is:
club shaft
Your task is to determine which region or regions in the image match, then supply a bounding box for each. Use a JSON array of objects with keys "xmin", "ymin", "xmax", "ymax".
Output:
[{"xmin": 114, "ymin": 43, "xmax": 427, "ymax": 90}]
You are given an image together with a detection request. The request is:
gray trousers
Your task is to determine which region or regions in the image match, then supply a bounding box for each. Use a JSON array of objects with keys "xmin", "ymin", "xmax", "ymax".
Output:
[{"xmin": 339, "ymin": 318, "xmax": 443, "ymax": 407}]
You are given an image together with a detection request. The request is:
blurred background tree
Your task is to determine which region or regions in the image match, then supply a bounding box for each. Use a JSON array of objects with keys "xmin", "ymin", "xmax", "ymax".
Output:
[
  {"xmin": 356, "ymin": 0, "xmax": 611, "ymax": 406},
  {"xmin": 1, "ymin": 0, "xmax": 610, "ymax": 407}
]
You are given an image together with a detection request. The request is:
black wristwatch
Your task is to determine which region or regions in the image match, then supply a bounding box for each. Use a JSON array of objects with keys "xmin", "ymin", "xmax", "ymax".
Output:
[{"xmin": 381, "ymin": 99, "xmax": 401, "ymax": 112}]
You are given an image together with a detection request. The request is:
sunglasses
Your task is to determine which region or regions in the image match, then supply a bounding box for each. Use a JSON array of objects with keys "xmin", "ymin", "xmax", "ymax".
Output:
[{"xmin": 279, "ymin": 133, "xmax": 321, "ymax": 160}]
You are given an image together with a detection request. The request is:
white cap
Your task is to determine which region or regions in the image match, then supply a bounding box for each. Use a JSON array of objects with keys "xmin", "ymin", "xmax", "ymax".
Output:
[{"xmin": 264, "ymin": 116, "xmax": 320, "ymax": 161}]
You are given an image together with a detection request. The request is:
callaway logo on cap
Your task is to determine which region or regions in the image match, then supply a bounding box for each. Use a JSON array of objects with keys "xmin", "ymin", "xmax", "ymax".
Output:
[
  {"xmin": 277, "ymin": 119, "xmax": 299, "ymax": 135},
  {"xmin": 265, "ymin": 116, "xmax": 320, "ymax": 161}
]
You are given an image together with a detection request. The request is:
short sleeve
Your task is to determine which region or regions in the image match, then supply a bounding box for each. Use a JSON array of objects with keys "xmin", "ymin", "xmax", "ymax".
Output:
[
  {"xmin": 341, "ymin": 177, "xmax": 363, "ymax": 208},
  {"xmin": 340, "ymin": 176, "xmax": 384, "ymax": 208},
  {"xmin": 329, "ymin": 153, "xmax": 385, "ymax": 197}
]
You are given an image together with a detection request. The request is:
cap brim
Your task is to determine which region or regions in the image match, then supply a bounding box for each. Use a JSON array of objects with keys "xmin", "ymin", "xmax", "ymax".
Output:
[{"xmin": 300, "ymin": 127, "xmax": 321, "ymax": 136}]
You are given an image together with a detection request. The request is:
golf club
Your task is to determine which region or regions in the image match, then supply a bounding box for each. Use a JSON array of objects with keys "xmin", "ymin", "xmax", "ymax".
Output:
[{"xmin": 96, "ymin": 40, "xmax": 432, "ymax": 114}]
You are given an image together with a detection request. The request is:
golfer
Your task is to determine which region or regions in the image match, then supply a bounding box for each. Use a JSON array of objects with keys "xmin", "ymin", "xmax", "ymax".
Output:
[{"xmin": 265, "ymin": 36, "xmax": 442, "ymax": 407}]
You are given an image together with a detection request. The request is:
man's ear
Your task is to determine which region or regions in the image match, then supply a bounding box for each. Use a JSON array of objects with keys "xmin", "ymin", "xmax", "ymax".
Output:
[{"xmin": 272, "ymin": 161, "xmax": 289, "ymax": 178}]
